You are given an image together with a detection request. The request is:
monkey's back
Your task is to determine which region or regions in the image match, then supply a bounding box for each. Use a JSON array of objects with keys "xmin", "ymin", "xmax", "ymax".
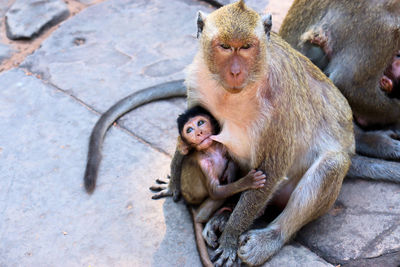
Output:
[{"xmin": 181, "ymin": 154, "xmax": 208, "ymax": 205}]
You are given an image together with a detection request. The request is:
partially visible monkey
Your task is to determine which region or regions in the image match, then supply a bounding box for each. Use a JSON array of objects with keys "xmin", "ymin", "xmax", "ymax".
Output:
[
  {"xmin": 280, "ymin": 0, "xmax": 400, "ymax": 182},
  {"xmin": 83, "ymin": 1, "xmax": 355, "ymax": 266},
  {"xmin": 151, "ymin": 105, "xmax": 266, "ymax": 222}
]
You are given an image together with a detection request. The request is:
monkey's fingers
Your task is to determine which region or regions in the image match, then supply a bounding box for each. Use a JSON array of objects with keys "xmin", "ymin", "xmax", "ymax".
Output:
[
  {"xmin": 211, "ymin": 247, "xmax": 223, "ymax": 261},
  {"xmin": 253, "ymin": 174, "xmax": 267, "ymax": 180},
  {"xmin": 151, "ymin": 189, "xmax": 173, "ymax": 199},
  {"xmin": 149, "ymin": 184, "xmax": 167, "ymax": 191},
  {"xmin": 202, "ymin": 224, "xmax": 219, "ymax": 248},
  {"xmin": 248, "ymin": 169, "xmax": 257, "ymax": 174},
  {"xmin": 156, "ymin": 178, "xmax": 169, "ymax": 184}
]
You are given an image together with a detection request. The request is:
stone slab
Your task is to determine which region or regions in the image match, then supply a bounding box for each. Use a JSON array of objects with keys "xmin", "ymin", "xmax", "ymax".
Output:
[
  {"xmin": 0, "ymin": 69, "xmax": 200, "ymax": 266},
  {"xmin": 76, "ymin": 0, "xmax": 99, "ymax": 5},
  {"xmin": 262, "ymin": 242, "xmax": 333, "ymax": 267},
  {"xmin": 0, "ymin": 0, "xmax": 12, "ymax": 17},
  {"xmin": 0, "ymin": 43, "xmax": 13, "ymax": 63},
  {"xmin": 5, "ymin": 0, "xmax": 69, "ymax": 40},
  {"xmin": 297, "ymin": 178, "xmax": 400, "ymax": 264},
  {"xmin": 21, "ymin": 0, "xmax": 214, "ymax": 155}
]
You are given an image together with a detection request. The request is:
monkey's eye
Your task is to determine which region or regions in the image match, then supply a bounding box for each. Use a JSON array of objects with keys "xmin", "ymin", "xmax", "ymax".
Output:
[
  {"xmin": 186, "ymin": 127, "xmax": 193, "ymax": 134},
  {"xmin": 220, "ymin": 44, "xmax": 231, "ymax": 50},
  {"xmin": 198, "ymin": 120, "xmax": 205, "ymax": 126},
  {"xmin": 241, "ymin": 44, "xmax": 251, "ymax": 49}
]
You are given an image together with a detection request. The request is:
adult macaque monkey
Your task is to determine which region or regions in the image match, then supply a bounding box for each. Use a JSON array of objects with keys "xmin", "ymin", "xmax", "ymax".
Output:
[
  {"xmin": 181, "ymin": 1, "xmax": 354, "ymax": 266},
  {"xmin": 83, "ymin": 1, "xmax": 355, "ymax": 265},
  {"xmin": 280, "ymin": 0, "xmax": 400, "ymax": 182}
]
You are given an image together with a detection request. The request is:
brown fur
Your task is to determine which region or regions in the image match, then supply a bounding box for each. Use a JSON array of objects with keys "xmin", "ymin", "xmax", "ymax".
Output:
[
  {"xmin": 168, "ymin": 1, "xmax": 355, "ymax": 266},
  {"xmin": 280, "ymin": 0, "xmax": 400, "ymax": 182},
  {"xmin": 280, "ymin": 0, "xmax": 400, "ymax": 125}
]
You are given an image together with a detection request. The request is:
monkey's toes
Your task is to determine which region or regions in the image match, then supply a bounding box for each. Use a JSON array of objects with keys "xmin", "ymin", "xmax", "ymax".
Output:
[
  {"xmin": 238, "ymin": 227, "xmax": 284, "ymax": 266},
  {"xmin": 156, "ymin": 178, "xmax": 169, "ymax": 184},
  {"xmin": 203, "ymin": 223, "xmax": 219, "ymax": 248},
  {"xmin": 212, "ymin": 246, "xmax": 236, "ymax": 267}
]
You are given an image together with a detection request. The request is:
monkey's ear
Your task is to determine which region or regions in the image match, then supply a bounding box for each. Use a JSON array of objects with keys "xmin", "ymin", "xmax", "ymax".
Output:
[
  {"xmin": 177, "ymin": 136, "xmax": 190, "ymax": 155},
  {"xmin": 197, "ymin": 11, "xmax": 207, "ymax": 38},
  {"xmin": 262, "ymin": 14, "xmax": 272, "ymax": 38}
]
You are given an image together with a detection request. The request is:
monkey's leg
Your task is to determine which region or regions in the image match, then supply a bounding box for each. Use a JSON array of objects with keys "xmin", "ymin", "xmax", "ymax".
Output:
[
  {"xmin": 354, "ymin": 125, "xmax": 400, "ymax": 161},
  {"xmin": 168, "ymin": 149, "xmax": 185, "ymax": 201},
  {"xmin": 195, "ymin": 198, "xmax": 225, "ymax": 224},
  {"xmin": 348, "ymin": 154, "xmax": 400, "ymax": 183},
  {"xmin": 212, "ymin": 175, "xmax": 285, "ymax": 267},
  {"xmin": 238, "ymin": 151, "xmax": 350, "ymax": 266}
]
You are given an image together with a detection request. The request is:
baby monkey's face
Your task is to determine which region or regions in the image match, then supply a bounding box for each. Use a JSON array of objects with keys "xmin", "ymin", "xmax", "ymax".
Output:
[{"xmin": 182, "ymin": 115, "xmax": 214, "ymax": 151}]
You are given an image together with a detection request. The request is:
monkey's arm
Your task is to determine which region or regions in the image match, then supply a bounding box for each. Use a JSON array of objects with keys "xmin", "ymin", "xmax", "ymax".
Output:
[
  {"xmin": 150, "ymin": 148, "xmax": 184, "ymax": 201},
  {"xmin": 200, "ymin": 160, "xmax": 266, "ymax": 200},
  {"xmin": 168, "ymin": 148, "xmax": 184, "ymax": 201}
]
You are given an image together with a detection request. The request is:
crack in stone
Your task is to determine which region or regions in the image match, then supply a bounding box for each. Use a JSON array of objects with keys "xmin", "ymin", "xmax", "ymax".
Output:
[
  {"xmin": 17, "ymin": 66, "xmax": 172, "ymax": 158},
  {"xmin": 360, "ymin": 221, "xmax": 400, "ymax": 258}
]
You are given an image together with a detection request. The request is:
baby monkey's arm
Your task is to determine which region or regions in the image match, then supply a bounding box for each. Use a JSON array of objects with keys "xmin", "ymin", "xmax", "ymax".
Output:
[{"xmin": 200, "ymin": 159, "xmax": 267, "ymax": 200}]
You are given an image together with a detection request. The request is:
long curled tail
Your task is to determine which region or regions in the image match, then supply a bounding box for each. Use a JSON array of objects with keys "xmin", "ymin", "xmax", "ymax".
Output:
[
  {"xmin": 84, "ymin": 80, "xmax": 187, "ymax": 193},
  {"xmin": 189, "ymin": 207, "xmax": 214, "ymax": 267}
]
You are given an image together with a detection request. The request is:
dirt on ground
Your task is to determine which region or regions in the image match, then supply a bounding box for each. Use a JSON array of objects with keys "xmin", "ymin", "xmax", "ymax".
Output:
[{"xmin": 0, "ymin": 0, "xmax": 106, "ymax": 73}]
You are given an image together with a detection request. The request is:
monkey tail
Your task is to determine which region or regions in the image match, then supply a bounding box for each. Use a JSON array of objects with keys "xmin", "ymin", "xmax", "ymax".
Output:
[
  {"xmin": 84, "ymin": 80, "xmax": 187, "ymax": 193},
  {"xmin": 189, "ymin": 207, "xmax": 214, "ymax": 267},
  {"xmin": 348, "ymin": 154, "xmax": 400, "ymax": 183}
]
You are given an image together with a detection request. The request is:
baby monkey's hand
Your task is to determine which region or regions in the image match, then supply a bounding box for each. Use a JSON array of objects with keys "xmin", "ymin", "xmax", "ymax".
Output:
[{"xmin": 243, "ymin": 170, "xmax": 266, "ymax": 189}]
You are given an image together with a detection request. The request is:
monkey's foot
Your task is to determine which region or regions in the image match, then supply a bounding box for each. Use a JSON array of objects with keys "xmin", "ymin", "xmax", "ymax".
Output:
[
  {"xmin": 238, "ymin": 226, "xmax": 284, "ymax": 266},
  {"xmin": 202, "ymin": 210, "xmax": 230, "ymax": 248},
  {"xmin": 149, "ymin": 175, "xmax": 180, "ymax": 201},
  {"xmin": 212, "ymin": 235, "xmax": 238, "ymax": 267},
  {"xmin": 356, "ymin": 129, "xmax": 400, "ymax": 160}
]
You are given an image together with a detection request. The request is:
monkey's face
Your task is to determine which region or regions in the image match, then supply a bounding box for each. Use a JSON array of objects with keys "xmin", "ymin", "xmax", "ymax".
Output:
[
  {"xmin": 182, "ymin": 115, "xmax": 214, "ymax": 151},
  {"xmin": 197, "ymin": 1, "xmax": 267, "ymax": 93},
  {"xmin": 210, "ymin": 38, "xmax": 261, "ymax": 92}
]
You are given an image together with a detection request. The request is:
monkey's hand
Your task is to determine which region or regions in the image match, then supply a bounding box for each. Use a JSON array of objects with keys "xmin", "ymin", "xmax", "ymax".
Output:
[
  {"xmin": 242, "ymin": 170, "xmax": 267, "ymax": 190},
  {"xmin": 212, "ymin": 231, "xmax": 239, "ymax": 267},
  {"xmin": 202, "ymin": 210, "xmax": 230, "ymax": 248},
  {"xmin": 149, "ymin": 176, "xmax": 180, "ymax": 201}
]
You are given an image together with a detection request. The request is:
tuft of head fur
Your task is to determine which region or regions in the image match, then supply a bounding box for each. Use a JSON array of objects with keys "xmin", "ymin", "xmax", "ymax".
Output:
[
  {"xmin": 210, "ymin": 1, "xmax": 260, "ymax": 42},
  {"xmin": 177, "ymin": 105, "xmax": 220, "ymax": 142}
]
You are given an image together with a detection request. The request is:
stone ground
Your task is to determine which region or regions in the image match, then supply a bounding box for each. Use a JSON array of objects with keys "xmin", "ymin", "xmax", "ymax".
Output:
[{"xmin": 0, "ymin": 0, "xmax": 399, "ymax": 266}]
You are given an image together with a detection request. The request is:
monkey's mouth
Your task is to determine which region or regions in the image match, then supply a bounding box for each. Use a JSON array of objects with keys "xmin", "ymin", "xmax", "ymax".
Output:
[
  {"xmin": 199, "ymin": 135, "xmax": 212, "ymax": 145},
  {"xmin": 225, "ymin": 87, "xmax": 243, "ymax": 94}
]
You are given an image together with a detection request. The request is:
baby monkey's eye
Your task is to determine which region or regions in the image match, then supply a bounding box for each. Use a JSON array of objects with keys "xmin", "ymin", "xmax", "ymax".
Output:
[
  {"xmin": 186, "ymin": 127, "xmax": 193, "ymax": 134},
  {"xmin": 198, "ymin": 120, "xmax": 205, "ymax": 126},
  {"xmin": 241, "ymin": 44, "xmax": 251, "ymax": 49}
]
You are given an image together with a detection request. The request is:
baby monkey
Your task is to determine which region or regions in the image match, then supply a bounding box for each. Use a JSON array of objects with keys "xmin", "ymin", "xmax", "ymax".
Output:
[{"xmin": 152, "ymin": 105, "xmax": 266, "ymax": 223}]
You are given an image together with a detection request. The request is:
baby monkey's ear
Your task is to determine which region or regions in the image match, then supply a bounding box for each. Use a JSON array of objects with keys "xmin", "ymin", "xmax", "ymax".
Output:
[{"xmin": 177, "ymin": 136, "xmax": 190, "ymax": 155}]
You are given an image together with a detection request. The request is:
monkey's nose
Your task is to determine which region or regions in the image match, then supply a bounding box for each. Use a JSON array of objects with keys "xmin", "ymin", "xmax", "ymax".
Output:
[
  {"xmin": 231, "ymin": 66, "xmax": 241, "ymax": 77},
  {"xmin": 231, "ymin": 58, "xmax": 241, "ymax": 77}
]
